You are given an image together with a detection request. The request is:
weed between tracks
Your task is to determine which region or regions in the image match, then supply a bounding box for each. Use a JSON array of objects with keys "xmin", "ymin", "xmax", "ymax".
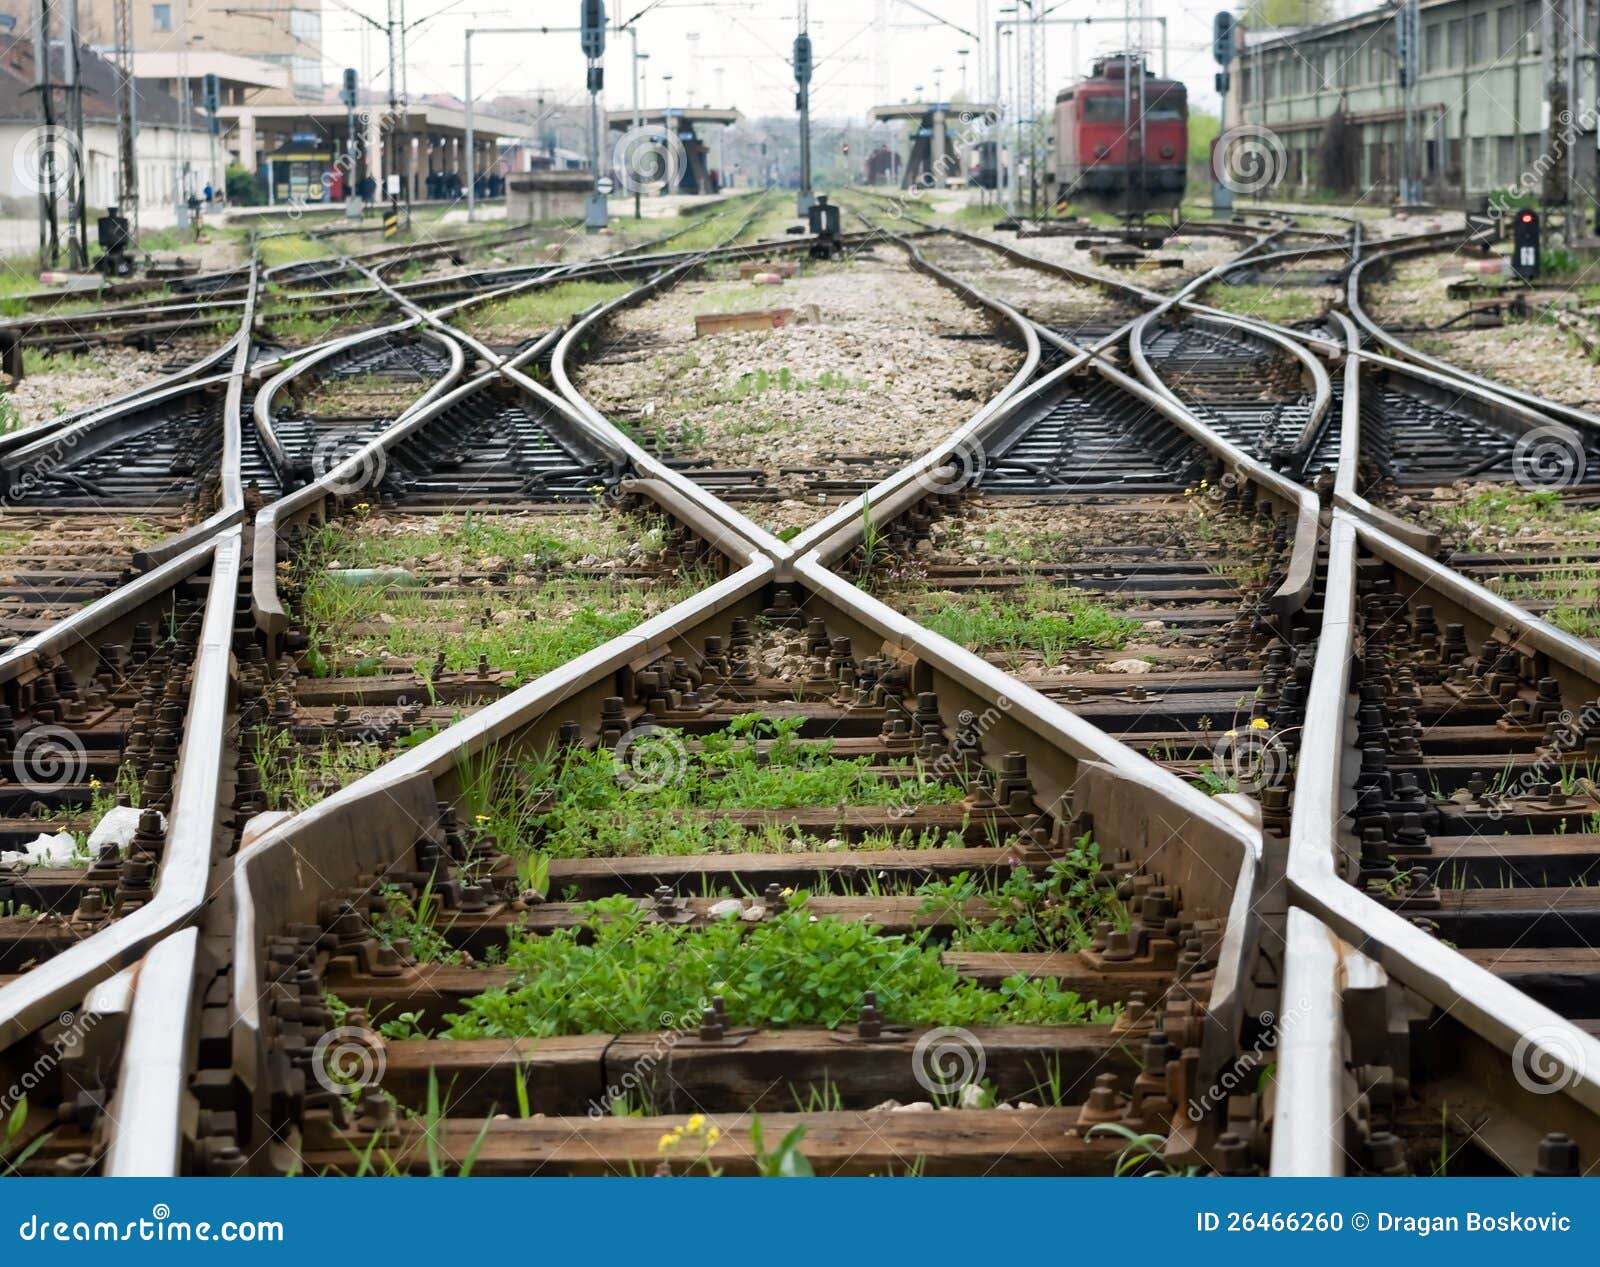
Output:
[
  {"xmin": 292, "ymin": 508, "xmax": 700, "ymax": 683},
  {"xmin": 1200, "ymin": 283, "xmax": 1332, "ymax": 325},
  {"xmin": 455, "ymin": 713, "xmax": 967, "ymax": 860},
  {"xmin": 894, "ymin": 583, "xmax": 1139, "ymax": 668},
  {"xmin": 441, "ymin": 887, "xmax": 1116, "ymax": 1040},
  {"xmin": 1426, "ymin": 489, "xmax": 1600, "ymax": 638},
  {"xmin": 458, "ymin": 279, "xmax": 637, "ymax": 340}
]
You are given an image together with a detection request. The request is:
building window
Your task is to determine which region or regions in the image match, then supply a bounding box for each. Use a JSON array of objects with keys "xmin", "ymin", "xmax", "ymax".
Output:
[
  {"xmin": 1447, "ymin": 18, "xmax": 1465, "ymax": 65},
  {"xmin": 1496, "ymin": 135, "xmax": 1515, "ymax": 184},
  {"xmin": 1469, "ymin": 135, "xmax": 1487, "ymax": 187},
  {"xmin": 152, "ymin": 3, "xmax": 171, "ymax": 31},
  {"xmin": 1523, "ymin": 0, "xmax": 1541, "ymax": 54},
  {"xmin": 1263, "ymin": 63, "xmax": 1276, "ymax": 99},
  {"xmin": 1497, "ymin": 6, "xmax": 1517, "ymax": 57},
  {"xmin": 1424, "ymin": 24, "xmax": 1441, "ymax": 71},
  {"xmin": 1323, "ymin": 48, "xmax": 1340, "ymax": 89},
  {"xmin": 1240, "ymin": 67, "xmax": 1252, "ymax": 102},
  {"xmin": 1469, "ymin": 13, "xmax": 1488, "ymax": 63},
  {"xmin": 289, "ymin": 8, "xmax": 321, "ymax": 43}
]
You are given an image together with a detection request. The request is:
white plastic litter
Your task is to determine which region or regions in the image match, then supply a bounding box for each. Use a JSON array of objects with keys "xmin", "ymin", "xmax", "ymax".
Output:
[
  {"xmin": 86, "ymin": 805, "xmax": 162, "ymax": 853},
  {"xmin": 2, "ymin": 831, "xmax": 80, "ymax": 866}
]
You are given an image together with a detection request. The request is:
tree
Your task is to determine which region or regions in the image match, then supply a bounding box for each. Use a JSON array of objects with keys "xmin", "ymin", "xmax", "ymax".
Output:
[
  {"xmin": 1189, "ymin": 111, "xmax": 1221, "ymax": 186},
  {"xmin": 1241, "ymin": 0, "xmax": 1331, "ymax": 26}
]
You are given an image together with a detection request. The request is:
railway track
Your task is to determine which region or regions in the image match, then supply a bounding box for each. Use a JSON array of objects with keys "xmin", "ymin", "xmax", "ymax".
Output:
[{"xmin": 6, "ymin": 194, "xmax": 1600, "ymax": 1180}]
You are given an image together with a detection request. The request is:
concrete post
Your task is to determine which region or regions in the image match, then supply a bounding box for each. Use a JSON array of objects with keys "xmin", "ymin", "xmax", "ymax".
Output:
[{"xmin": 237, "ymin": 111, "xmax": 256, "ymax": 170}]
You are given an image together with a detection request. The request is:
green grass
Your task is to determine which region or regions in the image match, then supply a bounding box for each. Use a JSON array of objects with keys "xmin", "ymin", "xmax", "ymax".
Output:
[
  {"xmin": 895, "ymin": 581, "xmax": 1138, "ymax": 667},
  {"xmin": 442, "ymin": 889, "xmax": 1116, "ymax": 1040},
  {"xmin": 459, "ymin": 279, "xmax": 636, "ymax": 337},
  {"xmin": 456, "ymin": 712, "xmax": 968, "ymax": 861},
  {"xmin": 258, "ymin": 234, "xmax": 334, "ymax": 268},
  {"xmin": 1434, "ymin": 488, "xmax": 1600, "ymax": 547},
  {"xmin": 302, "ymin": 507, "xmax": 659, "ymax": 573},
  {"xmin": 251, "ymin": 726, "xmax": 397, "ymax": 815},
  {"xmin": 1202, "ymin": 282, "xmax": 1330, "ymax": 324},
  {"xmin": 294, "ymin": 508, "xmax": 701, "ymax": 685}
]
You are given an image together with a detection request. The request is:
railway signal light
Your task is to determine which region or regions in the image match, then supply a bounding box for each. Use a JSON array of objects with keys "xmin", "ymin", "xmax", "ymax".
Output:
[
  {"xmin": 1511, "ymin": 208, "xmax": 1540, "ymax": 279},
  {"xmin": 580, "ymin": 0, "xmax": 606, "ymax": 59},
  {"xmin": 793, "ymin": 33, "xmax": 813, "ymax": 86},
  {"xmin": 1213, "ymin": 12, "xmax": 1235, "ymax": 66},
  {"xmin": 202, "ymin": 72, "xmax": 221, "ymax": 136},
  {"xmin": 340, "ymin": 68, "xmax": 359, "ymax": 109}
]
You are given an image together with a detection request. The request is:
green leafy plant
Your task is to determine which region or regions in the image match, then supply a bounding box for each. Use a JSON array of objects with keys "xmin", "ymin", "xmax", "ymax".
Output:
[
  {"xmin": 1, "ymin": 1097, "xmax": 51, "ymax": 1177},
  {"xmin": 749, "ymin": 1116, "xmax": 813, "ymax": 1177},
  {"xmin": 444, "ymin": 893, "xmax": 1114, "ymax": 1039}
]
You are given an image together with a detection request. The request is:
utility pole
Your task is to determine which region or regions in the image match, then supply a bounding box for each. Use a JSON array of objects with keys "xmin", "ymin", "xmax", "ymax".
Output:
[
  {"xmin": 794, "ymin": 8, "xmax": 813, "ymax": 216},
  {"xmin": 630, "ymin": 29, "xmax": 643, "ymax": 218},
  {"xmin": 399, "ymin": 0, "xmax": 412, "ymax": 226},
  {"xmin": 32, "ymin": 0, "xmax": 59, "ymax": 269},
  {"xmin": 582, "ymin": 0, "xmax": 608, "ymax": 230},
  {"xmin": 1397, "ymin": 0, "xmax": 1421, "ymax": 205},
  {"xmin": 112, "ymin": 0, "xmax": 137, "ymax": 239},
  {"xmin": 386, "ymin": 0, "xmax": 400, "ymax": 224},
  {"xmin": 62, "ymin": 0, "xmax": 86, "ymax": 268}
]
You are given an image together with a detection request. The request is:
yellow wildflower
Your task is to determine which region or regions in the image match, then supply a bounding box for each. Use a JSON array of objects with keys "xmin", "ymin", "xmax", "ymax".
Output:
[
  {"xmin": 1250, "ymin": 718, "xmax": 1269, "ymax": 730},
  {"xmin": 686, "ymin": 1114, "xmax": 705, "ymax": 1132}
]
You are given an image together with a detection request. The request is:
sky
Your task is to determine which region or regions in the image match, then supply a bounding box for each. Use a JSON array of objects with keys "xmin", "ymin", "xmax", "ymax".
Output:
[{"xmin": 316, "ymin": 0, "xmax": 1365, "ymax": 127}]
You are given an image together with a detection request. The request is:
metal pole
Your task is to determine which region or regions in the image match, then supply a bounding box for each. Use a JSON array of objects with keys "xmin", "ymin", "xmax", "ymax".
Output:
[
  {"xmin": 400, "ymin": 0, "xmax": 412, "ymax": 226},
  {"xmin": 993, "ymin": 19, "xmax": 1005, "ymax": 209},
  {"xmin": 464, "ymin": 29, "xmax": 475, "ymax": 220},
  {"xmin": 33, "ymin": 0, "xmax": 58, "ymax": 269},
  {"xmin": 386, "ymin": 0, "xmax": 398, "ymax": 215},
  {"xmin": 113, "ymin": 0, "xmax": 137, "ymax": 239},
  {"xmin": 1013, "ymin": 17, "xmax": 1022, "ymax": 216},
  {"xmin": 630, "ymin": 25, "xmax": 641, "ymax": 219},
  {"xmin": 64, "ymin": 0, "xmax": 86, "ymax": 267}
]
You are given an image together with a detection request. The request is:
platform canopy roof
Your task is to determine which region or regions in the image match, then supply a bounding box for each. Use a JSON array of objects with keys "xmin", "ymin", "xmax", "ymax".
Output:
[
  {"xmin": 605, "ymin": 107, "xmax": 742, "ymax": 130},
  {"xmin": 869, "ymin": 102, "xmax": 998, "ymax": 122}
]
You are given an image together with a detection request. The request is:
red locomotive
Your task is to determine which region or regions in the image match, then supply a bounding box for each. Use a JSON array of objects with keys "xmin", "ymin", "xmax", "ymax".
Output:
[{"xmin": 1053, "ymin": 53, "xmax": 1187, "ymax": 213}]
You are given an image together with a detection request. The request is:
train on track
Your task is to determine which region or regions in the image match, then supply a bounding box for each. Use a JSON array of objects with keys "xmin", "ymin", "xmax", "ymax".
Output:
[{"xmin": 1053, "ymin": 53, "xmax": 1188, "ymax": 214}]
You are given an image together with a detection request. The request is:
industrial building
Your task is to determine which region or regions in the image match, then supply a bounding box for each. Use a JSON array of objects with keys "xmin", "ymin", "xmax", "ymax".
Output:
[{"xmin": 1223, "ymin": 0, "xmax": 1596, "ymax": 210}]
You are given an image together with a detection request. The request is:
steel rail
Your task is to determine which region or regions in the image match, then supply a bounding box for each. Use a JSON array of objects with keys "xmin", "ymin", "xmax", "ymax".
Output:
[
  {"xmin": 1345, "ymin": 232, "xmax": 1600, "ymax": 436},
  {"xmin": 1267, "ymin": 307, "xmax": 1600, "ymax": 1170},
  {"xmin": 807, "ymin": 202, "xmax": 1319, "ymax": 615},
  {"xmin": 0, "ymin": 526, "xmax": 241, "ymax": 1050},
  {"xmin": 1129, "ymin": 304, "xmax": 1333, "ymax": 479}
]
